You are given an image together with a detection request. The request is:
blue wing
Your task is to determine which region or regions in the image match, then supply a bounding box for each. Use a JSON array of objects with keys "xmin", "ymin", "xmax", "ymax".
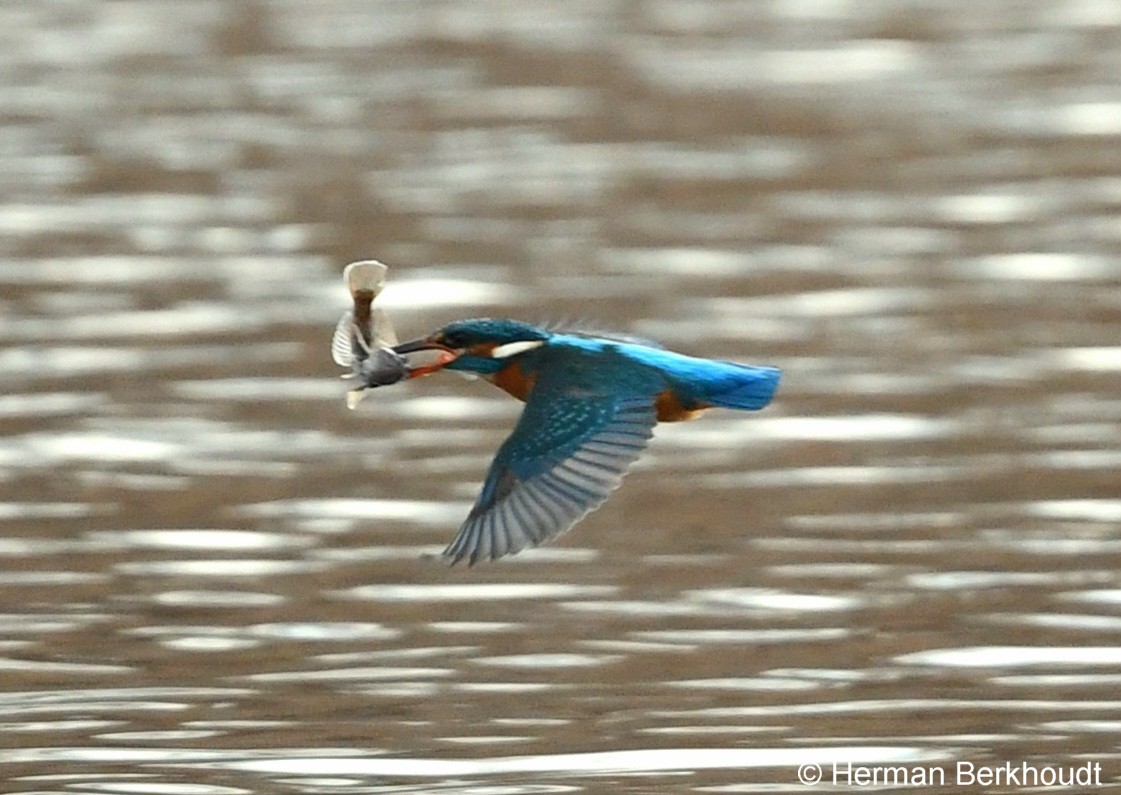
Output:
[{"xmin": 443, "ymin": 366, "xmax": 658, "ymax": 565}]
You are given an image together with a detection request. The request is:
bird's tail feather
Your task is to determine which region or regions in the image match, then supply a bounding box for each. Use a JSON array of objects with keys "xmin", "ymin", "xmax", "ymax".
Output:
[{"xmin": 705, "ymin": 364, "xmax": 781, "ymax": 411}]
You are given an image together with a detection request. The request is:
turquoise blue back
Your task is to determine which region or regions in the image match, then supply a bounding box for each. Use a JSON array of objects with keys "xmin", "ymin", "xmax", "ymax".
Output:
[{"xmin": 550, "ymin": 334, "xmax": 780, "ymax": 411}]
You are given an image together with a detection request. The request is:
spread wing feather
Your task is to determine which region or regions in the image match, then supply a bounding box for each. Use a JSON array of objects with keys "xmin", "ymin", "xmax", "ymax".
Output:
[{"xmin": 443, "ymin": 361, "xmax": 658, "ymax": 565}]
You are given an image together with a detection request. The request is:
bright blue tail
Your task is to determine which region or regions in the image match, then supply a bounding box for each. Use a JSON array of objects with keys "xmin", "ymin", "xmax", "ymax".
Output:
[{"xmin": 702, "ymin": 363, "xmax": 781, "ymax": 411}]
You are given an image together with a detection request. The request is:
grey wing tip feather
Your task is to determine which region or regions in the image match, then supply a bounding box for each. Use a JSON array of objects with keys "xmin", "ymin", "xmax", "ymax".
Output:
[{"xmin": 440, "ymin": 512, "xmax": 544, "ymax": 566}]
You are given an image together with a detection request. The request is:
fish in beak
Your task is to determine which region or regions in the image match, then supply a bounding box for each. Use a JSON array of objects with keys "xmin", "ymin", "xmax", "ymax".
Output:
[
  {"xmin": 342, "ymin": 341, "xmax": 459, "ymax": 409},
  {"xmin": 348, "ymin": 340, "xmax": 457, "ymax": 408},
  {"xmin": 343, "ymin": 343, "xmax": 457, "ymax": 410},
  {"xmin": 333, "ymin": 260, "xmax": 459, "ymax": 409}
]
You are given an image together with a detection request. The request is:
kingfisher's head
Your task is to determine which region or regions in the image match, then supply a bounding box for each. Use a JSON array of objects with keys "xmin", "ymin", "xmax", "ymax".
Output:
[{"xmin": 393, "ymin": 318, "xmax": 550, "ymax": 377}]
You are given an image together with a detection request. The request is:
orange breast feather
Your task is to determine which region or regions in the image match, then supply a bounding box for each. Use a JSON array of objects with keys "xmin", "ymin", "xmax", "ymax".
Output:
[
  {"xmin": 491, "ymin": 362, "xmax": 537, "ymax": 403},
  {"xmin": 492, "ymin": 365, "xmax": 705, "ymax": 423},
  {"xmin": 655, "ymin": 389, "xmax": 709, "ymax": 422}
]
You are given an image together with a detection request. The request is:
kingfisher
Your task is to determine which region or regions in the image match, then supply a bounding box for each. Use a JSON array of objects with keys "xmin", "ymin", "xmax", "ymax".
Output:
[{"xmin": 346, "ymin": 317, "xmax": 782, "ymax": 565}]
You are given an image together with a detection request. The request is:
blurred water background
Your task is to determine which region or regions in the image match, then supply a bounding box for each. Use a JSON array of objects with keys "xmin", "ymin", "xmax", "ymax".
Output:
[{"xmin": 2, "ymin": 1, "xmax": 1121, "ymax": 793}]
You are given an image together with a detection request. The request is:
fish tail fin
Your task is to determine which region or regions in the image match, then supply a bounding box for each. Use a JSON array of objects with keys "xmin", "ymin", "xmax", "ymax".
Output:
[{"xmin": 344, "ymin": 260, "xmax": 388, "ymax": 295}]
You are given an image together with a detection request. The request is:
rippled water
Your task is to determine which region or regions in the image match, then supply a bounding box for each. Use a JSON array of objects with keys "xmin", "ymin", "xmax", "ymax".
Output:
[{"xmin": 2, "ymin": 2, "xmax": 1121, "ymax": 793}]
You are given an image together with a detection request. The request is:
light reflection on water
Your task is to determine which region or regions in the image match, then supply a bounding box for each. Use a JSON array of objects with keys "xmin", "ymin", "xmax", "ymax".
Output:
[
  {"xmin": 217, "ymin": 745, "xmax": 953, "ymax": 778},
  {"xmin": 896, "ymin": 647, "xmax": 1121, "ymax": 668},
  {"xmin": 342, "ymin": 584, "xmax": 617, "ymax": 602},
  {"xmin": 2, "ymin": 0, "xmax": 1121, "ymax": 793}
]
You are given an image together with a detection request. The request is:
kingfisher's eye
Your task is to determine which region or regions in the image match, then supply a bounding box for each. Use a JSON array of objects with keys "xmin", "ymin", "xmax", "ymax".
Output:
[{"xmin": 438, "ymin": 330, "xmax": 465, "ymax": 348}]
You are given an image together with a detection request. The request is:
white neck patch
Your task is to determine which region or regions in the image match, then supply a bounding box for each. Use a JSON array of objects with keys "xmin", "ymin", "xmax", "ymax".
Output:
[{"xmin": 490, "ymin": 340, "xmax": 545, "ymax": 359}]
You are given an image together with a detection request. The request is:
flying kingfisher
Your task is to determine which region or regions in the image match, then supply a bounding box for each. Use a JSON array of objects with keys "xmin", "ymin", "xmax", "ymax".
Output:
[{"xmin": 337, "ymin": 293, "xmax": 781, "ymax": 564}]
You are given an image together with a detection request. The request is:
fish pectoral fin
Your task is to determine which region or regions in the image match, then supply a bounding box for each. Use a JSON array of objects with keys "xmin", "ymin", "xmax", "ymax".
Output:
[{"xmin": 331, "ymin": 312, "xmax": 356, "ymax": 366}]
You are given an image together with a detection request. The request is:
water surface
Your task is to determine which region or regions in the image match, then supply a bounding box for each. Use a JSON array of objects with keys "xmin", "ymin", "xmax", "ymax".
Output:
[{"xmin": 2, "ymin": 2, "xmax": 1121, "ymax": 793}]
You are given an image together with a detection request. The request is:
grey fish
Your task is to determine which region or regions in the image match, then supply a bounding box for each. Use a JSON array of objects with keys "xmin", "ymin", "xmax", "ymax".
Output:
[{"xmin": 332, "ymin": 261, "xmax": 454, "ymax": 407}]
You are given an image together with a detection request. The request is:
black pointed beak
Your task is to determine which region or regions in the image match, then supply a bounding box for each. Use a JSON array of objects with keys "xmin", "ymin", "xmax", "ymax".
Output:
[
  {"xmin": 391, "ymin": 338, "xmax": 461, "ymax": 378},
  {"xmin": 392, "ymin": 338, "xmax": 440, "ymax": 354}
]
